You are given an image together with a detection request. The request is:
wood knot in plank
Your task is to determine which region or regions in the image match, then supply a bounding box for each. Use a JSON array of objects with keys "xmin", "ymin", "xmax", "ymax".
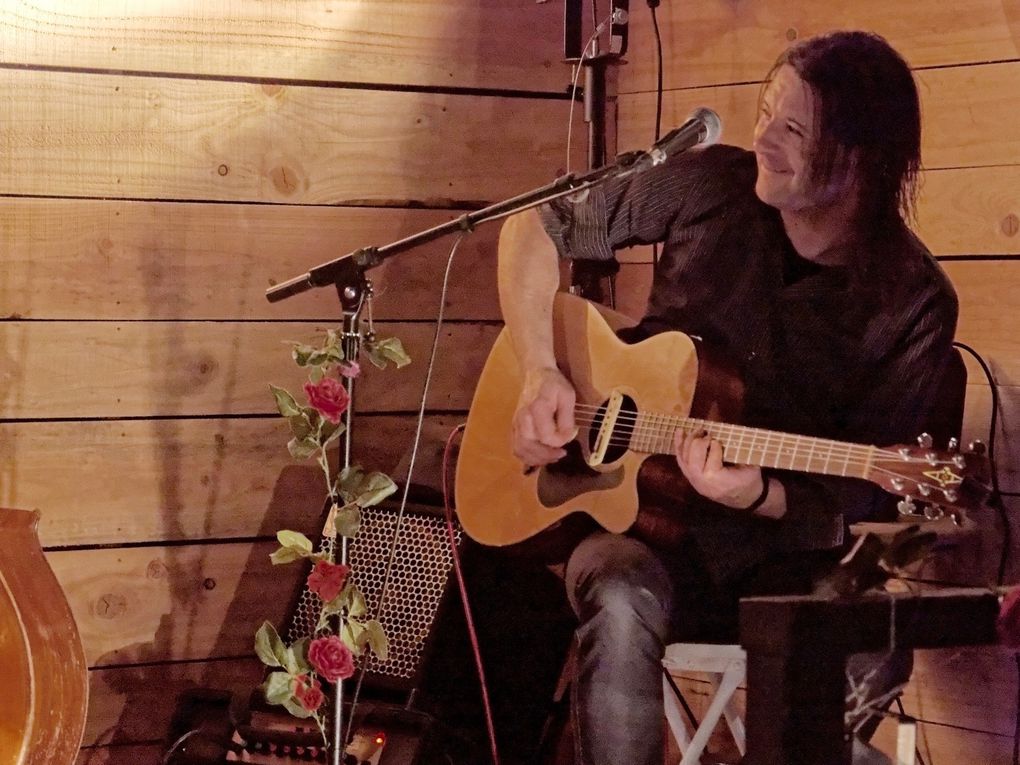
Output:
[
  {"xmin": 270, "ymin": 165, "xmax": 302, "ymax": 197},
  {"xmin": 1002, "ymin": 213, "xmax": 1019, "ymax": 237},
  {"xmin": 94, "ymin": 593, "xmax": 128, "ymax": 619},
  {"xmin": 146, "ymin": 559, "xmax": 168, "ymax": 580}
]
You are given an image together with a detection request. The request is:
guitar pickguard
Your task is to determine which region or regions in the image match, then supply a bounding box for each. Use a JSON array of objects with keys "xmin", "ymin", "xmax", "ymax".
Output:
[{"xmin": 537, "ymin": 441, "xmax": 626, "ymax": 508}]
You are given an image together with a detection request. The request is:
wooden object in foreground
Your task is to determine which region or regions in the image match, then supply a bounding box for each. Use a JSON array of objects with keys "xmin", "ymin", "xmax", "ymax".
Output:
[
  {"xmin": 0, "ymin": 508, "xmax": 89, "ymax": 764},
  {"xmin": 739, "ymin": 588, "xmax": 999, "ymax": 765}
]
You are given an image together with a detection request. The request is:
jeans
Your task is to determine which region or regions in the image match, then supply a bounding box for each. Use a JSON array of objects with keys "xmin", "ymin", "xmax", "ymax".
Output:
[{"xmin": 564, "ymin": 532, "xmax": 912, "ymax": 765}]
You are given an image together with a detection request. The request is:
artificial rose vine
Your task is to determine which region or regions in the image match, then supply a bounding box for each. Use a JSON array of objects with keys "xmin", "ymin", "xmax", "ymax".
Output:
[{"xmin": 256, "ymin": 327, "xmax": 410, "ymax": 744}]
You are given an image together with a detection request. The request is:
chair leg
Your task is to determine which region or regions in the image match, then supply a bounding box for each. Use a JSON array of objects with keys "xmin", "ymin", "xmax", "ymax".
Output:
[
  {"xmin": 709, "ymin": 671, "xmax": 746, "ymax": 755},
  {"xmin": 678, "ymin": 665, "xmax": 744, "ymax": 765},
  {"xmin": 663, "ymin": 673, "xmax": 693, "ymax": 759}
]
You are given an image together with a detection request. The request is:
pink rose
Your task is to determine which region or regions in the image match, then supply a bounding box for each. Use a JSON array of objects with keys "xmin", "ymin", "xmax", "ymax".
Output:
[
  {"xmin": 308, "ymin": 634, "xmax": 356, "ymax": 683},
  {"xmin": 303, "ymin": 378, "xmax": 349, "ymax": 424},
  {"xmin": 998, "ymin": 586, "xmax": 1020, "ymax": 648},
  {"xmin": 306, "ymin": 559, "xmax": 350, "ymax": 603},
  {"xmin": 292, "ymin": 673, "xmax": 325, "ymax": 712},
  {"xmin": 339, "ymin": 361, "xmax": 361, "ymax": 379}
]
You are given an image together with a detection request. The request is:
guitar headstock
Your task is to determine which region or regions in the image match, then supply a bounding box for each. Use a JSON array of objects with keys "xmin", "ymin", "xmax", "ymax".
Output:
[{"xmin": 871, "ymin": 433, "xmax": 991, "ymax": 522}]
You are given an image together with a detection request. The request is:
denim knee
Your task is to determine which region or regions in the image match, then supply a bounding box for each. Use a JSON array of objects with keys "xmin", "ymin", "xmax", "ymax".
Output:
[{"xmin": 565, "ymin": 533, "xmax": 673, "ymax": 642}]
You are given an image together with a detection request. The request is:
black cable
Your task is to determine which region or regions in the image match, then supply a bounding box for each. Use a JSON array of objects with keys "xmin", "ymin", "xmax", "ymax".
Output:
[
  {"xmin": 952, "ymin": 341, "xmax": 1010, "ymax": 585},
  {"xmin": 662, "ymin": 668, "xmax": 701, "ymax": 730},
  {"xmin": 649, "ymin": 0, "xmax": 664, "ymax": 268}
]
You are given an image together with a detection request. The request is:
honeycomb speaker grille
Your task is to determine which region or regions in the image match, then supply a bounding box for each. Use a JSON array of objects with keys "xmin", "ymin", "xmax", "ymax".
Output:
[{"xmin": 286, "ymin": 504, "xmax": 462, "ymax": 687}]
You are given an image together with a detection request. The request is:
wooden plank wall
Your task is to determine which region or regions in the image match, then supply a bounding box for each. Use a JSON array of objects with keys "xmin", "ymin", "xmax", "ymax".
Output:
[
  {"xmin": 616, "ymin": 4, "xmax": 1020, "ymax": 764},
  {"xmin": 0, "ymin": 2, "xmax": 582, "ymax": 762}
]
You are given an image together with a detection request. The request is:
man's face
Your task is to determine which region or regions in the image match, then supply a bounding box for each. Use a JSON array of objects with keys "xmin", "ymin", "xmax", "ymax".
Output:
[{"xmin": 752, "ymin": 65, "xmax": 850, "ymax": 214}]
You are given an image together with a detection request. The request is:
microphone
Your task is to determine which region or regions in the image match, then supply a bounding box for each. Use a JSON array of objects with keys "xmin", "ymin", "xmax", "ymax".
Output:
[
  {"xmin": 651, "ymin": 107, "xmax": 722, "ymax": 163},
  {"xmin": 615, "ymin": 107, "xmax": 722, "ymax": 176}
]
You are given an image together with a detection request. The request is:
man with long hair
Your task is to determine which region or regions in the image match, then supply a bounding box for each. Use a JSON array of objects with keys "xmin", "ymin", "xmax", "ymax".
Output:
[{"xmin": 497, "ymin": 30, "xmax": 957, "ymax": 765}]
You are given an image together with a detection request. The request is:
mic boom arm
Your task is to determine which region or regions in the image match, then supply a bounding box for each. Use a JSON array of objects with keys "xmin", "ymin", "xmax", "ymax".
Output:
[{"xmin": 265, "ymin": 108, "xmax": 722, "ymax": 303}]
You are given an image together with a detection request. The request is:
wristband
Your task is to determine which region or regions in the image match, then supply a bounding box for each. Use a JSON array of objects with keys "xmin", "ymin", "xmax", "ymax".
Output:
[{"xmin": 743, "ymin": 475, "xmax": 771, "ymax": 513}]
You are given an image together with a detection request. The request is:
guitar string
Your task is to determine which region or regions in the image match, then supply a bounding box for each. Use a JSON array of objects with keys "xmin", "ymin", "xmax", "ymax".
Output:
[
  {"xmin": 567, "ymin": 414, "xmax": 962, "ymax": 478},
  {"xmin": 569, "ymin": 410, "xmax": 901, "ymax": 463},
  {"xmin": 568, "ymin": 404, "xmax": 946, "ymax": 464},
  {"xmin": 563, "ymin": 420, "xmax": 962, "ymax": 498}
]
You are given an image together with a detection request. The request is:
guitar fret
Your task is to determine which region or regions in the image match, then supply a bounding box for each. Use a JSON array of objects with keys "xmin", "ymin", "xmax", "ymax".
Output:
[{"xmin": 805, "ymin": 438, "xmax": 817, "ymax": 474}]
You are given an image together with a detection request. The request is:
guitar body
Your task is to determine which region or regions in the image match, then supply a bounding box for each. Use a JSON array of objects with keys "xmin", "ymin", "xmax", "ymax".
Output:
[
  {"xmin": 456, "ymin": 292, "xmax": 743, "ymax": 550},
  {"xmin": 0, "ymin": 508, "xmax": 89, "ymax": 765}
]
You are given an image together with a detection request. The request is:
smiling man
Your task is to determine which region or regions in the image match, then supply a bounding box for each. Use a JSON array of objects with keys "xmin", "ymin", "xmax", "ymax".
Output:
[{"xmin": 496, "ymin": 30, "xmax": 958, "ymax": 765}]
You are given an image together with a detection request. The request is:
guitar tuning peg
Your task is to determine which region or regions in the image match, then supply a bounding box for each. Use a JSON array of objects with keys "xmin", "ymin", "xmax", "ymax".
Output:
[
  {"xmin": 948, "ymin": 437, "xmax": 959, "ymax": 451},
  {"xmin": 897, "ymin": 497, "xmax": 917, "ymax": 516},
  {"xmin": 917, "ymin": 483, "xmax": 932, "ymax": 497},
  {"xmin": 923, "ymin": 503, "xmax": 943, "ymax": 521},
  {"xmin": 917, "ymin": 432, "xmax": 933, "ymax": 449},
  {"xmin": 950, "ymin": 511, "xmax": 963, "ymax": 526},
  {"xmin": 891, "ymin": 477, "xmax": 906, "ymax": 491},
  {"xmin": 942, "ymin": 488, "xmax": 959, "ymax": 503},
  {"xmin": 968, "ymin": 440, "xmax": 987, "ymax": 456},
  {"xmin": 953, "ymin": 454, "xmax": 966, "ymax": 469}
]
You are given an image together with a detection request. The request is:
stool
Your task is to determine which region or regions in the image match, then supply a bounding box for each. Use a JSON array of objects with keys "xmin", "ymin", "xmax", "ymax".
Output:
[{"xmin": 662, "ymin": 642, "xmax": 747, "ymax": 765}]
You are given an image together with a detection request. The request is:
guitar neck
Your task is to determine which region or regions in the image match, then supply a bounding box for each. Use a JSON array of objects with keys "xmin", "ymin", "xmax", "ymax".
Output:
[{"xmin": 629, "ymin": 413, "xmax": 875, "ymax": 480}]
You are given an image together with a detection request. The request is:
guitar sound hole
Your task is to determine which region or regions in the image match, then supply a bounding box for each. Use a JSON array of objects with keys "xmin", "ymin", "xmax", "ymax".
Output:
[{"xmin": 588, "ymin": 394, "xmax": 637, "ymax": 464}]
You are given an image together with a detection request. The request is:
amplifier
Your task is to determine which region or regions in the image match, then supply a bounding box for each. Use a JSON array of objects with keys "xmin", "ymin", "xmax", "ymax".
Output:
[{"xmin": 285, "ymin": 501, "xmax": 463, "ymax": 693}]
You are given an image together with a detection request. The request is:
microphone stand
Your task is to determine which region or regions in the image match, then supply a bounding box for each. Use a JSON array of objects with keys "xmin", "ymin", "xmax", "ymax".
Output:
[{"xmin": 265, "ymin": 124, "xmax": 708, "ymax": 765}]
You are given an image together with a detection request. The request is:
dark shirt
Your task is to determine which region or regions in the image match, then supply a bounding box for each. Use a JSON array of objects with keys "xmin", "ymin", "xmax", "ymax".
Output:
[{"xmin": 539, "ymin": 144, "xmax": 959, "ymax": 580}]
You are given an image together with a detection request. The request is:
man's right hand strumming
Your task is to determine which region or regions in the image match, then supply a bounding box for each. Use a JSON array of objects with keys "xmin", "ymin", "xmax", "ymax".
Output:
[{"xmin": 512, "ymin": 366, "xmax": 577, "ymax": 466}]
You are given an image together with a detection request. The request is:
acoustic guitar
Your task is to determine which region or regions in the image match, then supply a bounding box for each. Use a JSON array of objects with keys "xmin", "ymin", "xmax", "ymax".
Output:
[{"xmin": 455, "ymin": 293, "xmax": 988, "ymax": 550}]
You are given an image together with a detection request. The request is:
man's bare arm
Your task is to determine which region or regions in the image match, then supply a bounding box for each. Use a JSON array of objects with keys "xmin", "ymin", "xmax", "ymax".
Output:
[{"xmin": 497, "ymin": 209, "xmax": 577, "ymax": 465}]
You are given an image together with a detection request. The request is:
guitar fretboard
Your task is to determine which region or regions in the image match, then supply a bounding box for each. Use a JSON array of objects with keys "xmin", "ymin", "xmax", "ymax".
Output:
[{"xmin": 626, "ymin": 412, "xmax": 876, "ymax": 479}]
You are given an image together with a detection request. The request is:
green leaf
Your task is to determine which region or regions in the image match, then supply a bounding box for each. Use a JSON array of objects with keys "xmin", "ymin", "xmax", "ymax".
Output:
[
  {"xmin": 292, "ymin": 343, "xmax": 318, "ymax": 367},
  {"xmin": 320, "ymin": 417, "xmax": 345, "ymax": 447},
  {"xmin": 262, "ymin": 671, "xmax": 294, "ymax": 705},
  {"xmin": 317, "ymin": 594, "xmax": 346, "ymax": 632},
  {"xmin": 348, "ymin": 586, "xmax": 367, "ymax": 619},
  {"xmin": 364, "ymin": 336, "xmax": 411, "ymax": 370},
  {"xmin": 287, "ymin": 436, "xmax": 320, "ymax": 460},
  {"xmin": 284, "ymin": 646, "xmax": 300, "ymax": 675},
  {"xmin": 355, "ymin": 472, "xmax": 398, "ymax": 508},
  {"xmin": 270, "ymin": 546, "xmax": 304, "ymax": 565},
  {"xmin": 289, "ymin": 637, "xmax": 311, "ymax": 674},
  {"xmin": 364, "ymin": 620, "xmax": 388, "ymax": 662},
  {"xmin": 270, "ymin": 385, "xmax": 302, "ymax": 418},
  {"xmin": 341, "ymin": 620, "xmax": 365, "ymax": 653},
  {"xmin": 335, "ymin": 503, "xmax": 362, "ymax": 539},
  {"xmin": 254, "ymin": 621, "xmax": 289, "ymax": 668},
  {"xmin": 288, "ymin": 412, "xmax": 313, "ymax": 442},
  {"xmin": 309, "ymin": 365, "xmax": 324, "ymax": 384},
  {"xmin": 337, "ymin": 465, "xmax": 366, "ymax": 499},
  {"xmin": 277, "ymin": 530, "xmax": 314, "ymax": 554},
  {"xmin": 283, "ymin": 697, "xmax": 315, "ymax": 719}
]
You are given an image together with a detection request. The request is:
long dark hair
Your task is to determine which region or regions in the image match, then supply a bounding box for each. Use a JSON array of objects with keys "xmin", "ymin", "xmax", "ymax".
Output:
[{"xmin": 764, "ymin": 31, "xmax": 922, "ymax": 237}]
